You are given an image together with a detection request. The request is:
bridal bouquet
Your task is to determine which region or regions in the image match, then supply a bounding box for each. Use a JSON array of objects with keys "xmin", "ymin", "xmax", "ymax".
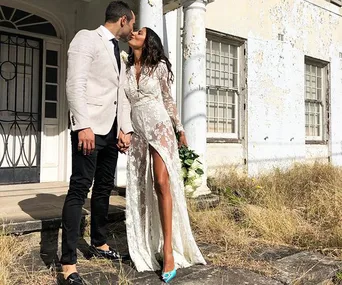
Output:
[{"xmin": 178, "ymin": 145, "xmax": 204, "ymax": 196}]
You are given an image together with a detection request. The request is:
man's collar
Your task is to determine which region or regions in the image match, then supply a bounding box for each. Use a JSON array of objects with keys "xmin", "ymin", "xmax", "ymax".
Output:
[{"xmin": 100, "ymin": 25, "xmax": 118, "ymax": 42}]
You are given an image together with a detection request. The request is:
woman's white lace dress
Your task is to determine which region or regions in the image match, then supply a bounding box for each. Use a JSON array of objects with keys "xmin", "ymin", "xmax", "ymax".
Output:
[{"xmin": 124, "ymin": 61, "xmax": 206, "ymax": 272}]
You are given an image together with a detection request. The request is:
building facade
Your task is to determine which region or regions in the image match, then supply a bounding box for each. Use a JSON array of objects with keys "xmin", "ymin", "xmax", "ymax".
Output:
[
  {"xmin": 200, "ymin": 0, "xmax": 342, "ymax": 175},
  {"xmin": 0, "ymin": 0, "xmax": 341, "ymax": 193}
]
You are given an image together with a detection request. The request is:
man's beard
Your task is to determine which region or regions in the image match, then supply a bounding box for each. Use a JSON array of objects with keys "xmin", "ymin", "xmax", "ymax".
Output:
[{"xmin": 121, "ymin": 35, "xmax": 132, "ymax": 43}]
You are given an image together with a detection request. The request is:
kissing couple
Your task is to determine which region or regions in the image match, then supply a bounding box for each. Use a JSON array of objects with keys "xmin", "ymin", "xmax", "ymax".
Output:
[{"xmin": 58, "ymin": 1, "xmax": 206, "ymax": 284}]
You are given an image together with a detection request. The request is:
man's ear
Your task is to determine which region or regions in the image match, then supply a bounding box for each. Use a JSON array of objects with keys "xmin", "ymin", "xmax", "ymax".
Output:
[{"xmin": 120, "ymin": 15, "xmax": 127, "ymax": 27}]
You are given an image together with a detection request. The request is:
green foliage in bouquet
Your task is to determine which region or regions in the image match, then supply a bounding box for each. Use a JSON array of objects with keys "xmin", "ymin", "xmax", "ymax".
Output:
[
  {"xmin": 179, "ymin": 145, "xmax": 203, "ymax": 174},
  {"xmin": 178, "ymin": 145, "xmax": 204, "ymax": 196}
]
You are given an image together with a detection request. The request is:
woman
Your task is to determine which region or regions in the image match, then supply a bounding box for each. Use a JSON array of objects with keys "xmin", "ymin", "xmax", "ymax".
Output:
[{"xmin": 124, "ymin": 27, "xmax": 206, "ymax": 282}]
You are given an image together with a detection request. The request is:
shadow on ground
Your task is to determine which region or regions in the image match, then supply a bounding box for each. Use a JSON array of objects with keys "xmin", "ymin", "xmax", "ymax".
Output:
[{"xmin": 18, "ymin": 193, "xmax": 125, "ymax": 270}]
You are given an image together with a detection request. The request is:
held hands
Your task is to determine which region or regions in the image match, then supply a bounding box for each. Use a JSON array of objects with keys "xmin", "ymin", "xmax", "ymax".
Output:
[
  {"xmin": 78, "ymin": 128, "xmax": 95, "ymax": 155},
  {"xmin": 178, "ymin": 131, "xmax": 188, "ymax": 148},
  {"xmin": 117, "ymin": 130, "xmax": 132, "ymax": 154}
]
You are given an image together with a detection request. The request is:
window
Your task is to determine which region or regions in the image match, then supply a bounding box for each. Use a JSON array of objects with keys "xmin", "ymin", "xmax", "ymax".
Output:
[
  {"xmin": 206, "ymin": 32, "xmax": 245, "ymax": 139},
  {"xmin": 0, "ymin": 5, "xmax": 57, "ymax": 37},
  {"xmin": 44, "ymin": 48, "xmax": 59, "ymax": 119},
  {"xmin": 305, "ymin": 57, "xmax": 329, "ymax": 142}
]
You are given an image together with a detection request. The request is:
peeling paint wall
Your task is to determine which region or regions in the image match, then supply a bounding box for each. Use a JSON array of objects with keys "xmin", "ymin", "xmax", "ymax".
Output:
[
  {"xmin": 202, "ymin": 0, "xmax": 342, "ymax": 174},
  {"xmin": 207, "ymin": 143, "xmax": 245, "ymax": 175},
  {"xmin": 247, "ymin": 40, "xmax": 306, "ymax": 173}
]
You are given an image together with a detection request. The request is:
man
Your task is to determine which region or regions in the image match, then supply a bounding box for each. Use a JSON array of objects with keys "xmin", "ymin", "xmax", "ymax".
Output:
[{"xmin": 59, "ymin": 2, "xmax": 135, "ymax": 284}]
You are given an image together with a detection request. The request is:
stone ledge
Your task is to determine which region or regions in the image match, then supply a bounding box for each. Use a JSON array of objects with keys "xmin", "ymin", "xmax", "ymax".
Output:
[
  {"xmin": 3, "ymin": 209, "xmax": 125, "ymax": 235},
  {"xmin": 189, "ymin": 193, "xmax": 220, "ymax": 210},
  {"xmin": 273, "ymin": 251, "xmax": 342, "ymax": 285}
]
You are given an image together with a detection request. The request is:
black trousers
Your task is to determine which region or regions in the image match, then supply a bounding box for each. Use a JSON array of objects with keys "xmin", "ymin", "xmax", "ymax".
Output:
[{"xmin": 60, "ymin": 121, "xmax": 118, "ymax": 265}]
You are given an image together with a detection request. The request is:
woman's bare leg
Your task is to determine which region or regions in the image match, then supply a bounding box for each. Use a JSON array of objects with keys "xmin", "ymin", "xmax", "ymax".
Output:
[{"xmin": 150, "ymin": 146, "xmax": 174, "ymax": 272}]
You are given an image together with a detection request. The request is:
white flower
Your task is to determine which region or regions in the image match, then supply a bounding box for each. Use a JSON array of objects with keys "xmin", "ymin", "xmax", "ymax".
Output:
[
  {"xmin": 181, "ymin": 167, "xmax": 187, "ymax": 178},
  {"xmin": 120, "ymin": 50, "xmax": 128, "ymax": 64},
  {"xmin": 187, "ymin": 169, "xmax": 197, "ymax": 179},
  {"xmin": 185, "ymin": 184, "xmax": 194, "ymax": 193},
  {"xmin": 193, "ymin": 177, "xmax": 202, "ymax": 188},
  {"xmin": 190, "ymin": 159, "xmax": 202, "ymax": 171}
]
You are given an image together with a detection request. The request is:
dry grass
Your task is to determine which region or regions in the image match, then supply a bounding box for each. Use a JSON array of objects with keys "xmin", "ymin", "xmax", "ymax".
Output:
[
  {"xmin": 2, "ymin": 162, "xmax": 342, "ymax": 283},
  {"xmin": 0, "ymin": 233, "xmax": 25, "ymax": 285},
  {"xmin": 0, "ymin": 230, "xmax": 132, "ymax": 285},
  {"xmin": 190, "ymin": 162, "xmax": 342, "ymax": 271},
  {"xmin": 0, "ymin": 232, "xmax": 55, "ymax": 285},
  {"xmin": 117, "ymin": 259, "xmax": 134, "ymax": 285}
]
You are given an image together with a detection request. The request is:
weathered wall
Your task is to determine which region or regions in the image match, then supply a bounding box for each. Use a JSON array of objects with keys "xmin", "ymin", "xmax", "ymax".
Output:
[
  {"xmin": 207, "ymin": 143, "xmax": 245, "ymax": 175},
  {"xmin": 9, "ymin": 0, "xmax": 342, "ymax": 181},
  {"xmin": 204, "ymin": 0, "xmax": 342, "ymax": 175}
]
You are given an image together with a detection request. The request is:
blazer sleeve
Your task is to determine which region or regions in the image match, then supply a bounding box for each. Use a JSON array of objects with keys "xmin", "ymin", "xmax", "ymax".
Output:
[
  {"xmin": 66, "ymin": 30, "xmax": 95, "ymax": 131},
  {"xmin": 120, "ymin": 70, "xmax": 134, "ymax": 134}
]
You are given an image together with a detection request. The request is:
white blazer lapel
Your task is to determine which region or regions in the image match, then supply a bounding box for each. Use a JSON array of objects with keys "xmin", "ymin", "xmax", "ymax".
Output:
[
  {"xmin": 96, "ymin": 27, "xmax": 119, "ymax": 75},
  {"xmin": 119, "ymin": 58, "xmax": 126, "ymax": 82}
]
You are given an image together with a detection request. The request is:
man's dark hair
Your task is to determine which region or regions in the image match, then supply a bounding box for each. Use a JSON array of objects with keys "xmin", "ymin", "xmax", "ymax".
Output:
[{"xmin": 105, "ymin": 1, "xmax": 132, "ymax": 23}]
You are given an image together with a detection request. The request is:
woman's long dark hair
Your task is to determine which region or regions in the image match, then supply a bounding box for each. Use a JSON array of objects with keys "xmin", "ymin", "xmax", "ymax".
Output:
[{"xmin": 127, "ymin": 27, "xmax": 174, "ymax": 83}]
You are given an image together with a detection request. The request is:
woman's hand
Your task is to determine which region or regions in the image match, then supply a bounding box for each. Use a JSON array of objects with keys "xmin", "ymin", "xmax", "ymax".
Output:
[
  {"xmin": 178, "ymin": 131, "xmax": 188, "ymax": 148},
  {"xmin": 117, "ymin": 130, "xmax": 132, "ymax": 154}
]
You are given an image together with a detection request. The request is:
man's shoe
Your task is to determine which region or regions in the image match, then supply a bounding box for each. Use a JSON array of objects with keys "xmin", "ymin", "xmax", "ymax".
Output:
[
  {"xmin": 89, "ymin": 245, "xmax": 129, "ymax": 261},
  {"xmin": 57, "ymin": 272, "xmax": 86, "ymax": 285}
]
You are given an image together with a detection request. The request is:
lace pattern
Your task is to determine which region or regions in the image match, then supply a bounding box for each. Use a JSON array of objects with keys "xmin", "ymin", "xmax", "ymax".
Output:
[{"xmin": 124, "ymin": 61, "xmax": 206, "ymax": 272}]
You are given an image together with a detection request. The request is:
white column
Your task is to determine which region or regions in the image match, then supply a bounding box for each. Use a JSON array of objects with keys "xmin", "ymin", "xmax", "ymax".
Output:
[
  {"xmin": 139, "ymin": 0, "xmax": 164, "ymax": 40},
  {"xmin": 181, "ymin": 0, "xmax": 211, "ymax": 197}
]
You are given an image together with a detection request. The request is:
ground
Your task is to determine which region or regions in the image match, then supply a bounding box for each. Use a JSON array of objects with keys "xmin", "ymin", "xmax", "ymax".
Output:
[
  {"xmin": 3, "ymin": 164, "xmax": 342, "ymax": 284},
  {"xmin": 4, "ymin": 218, "xmax": 342, "ymax": 285}
]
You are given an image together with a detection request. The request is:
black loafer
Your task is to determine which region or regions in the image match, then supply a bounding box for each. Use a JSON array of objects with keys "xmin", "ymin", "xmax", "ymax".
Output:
[
  {"xmin": 57, "ymin": 272, "xmax": 86, "ymax": 285},
  {"xmin": 89, "ymin": 245, "xmax": 130, "ymax": 261}
]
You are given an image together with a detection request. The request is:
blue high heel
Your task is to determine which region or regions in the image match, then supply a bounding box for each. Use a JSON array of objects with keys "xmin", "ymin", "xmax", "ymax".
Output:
[{"xmin": 161, "ymin": 268, "xmax": 177, "ymax": 283}]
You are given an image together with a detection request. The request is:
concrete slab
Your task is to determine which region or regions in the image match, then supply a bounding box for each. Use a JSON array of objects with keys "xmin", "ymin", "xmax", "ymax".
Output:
[{"xmin": 273, "ymin": 251, "xmax": 342, "ymax": 285}]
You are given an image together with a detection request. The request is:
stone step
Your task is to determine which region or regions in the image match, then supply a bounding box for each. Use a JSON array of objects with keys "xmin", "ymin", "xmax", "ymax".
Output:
[
  {"xmin": 273, "ymin": 251, "xmax": 342, "ymax": 285},
  {"xmin": 0, "ymin": 182, "xmax": 126, "ymax": 234}
]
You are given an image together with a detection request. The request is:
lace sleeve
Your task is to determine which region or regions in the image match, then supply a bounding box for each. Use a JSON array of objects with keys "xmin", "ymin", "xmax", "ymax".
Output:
[{"xmin": 158, "ymin": 62, "xmax": 184, "ymax": 132}]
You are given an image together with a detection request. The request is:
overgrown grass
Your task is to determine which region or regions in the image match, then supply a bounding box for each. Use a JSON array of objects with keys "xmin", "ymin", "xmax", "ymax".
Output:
[
  {"xmin": 3, "ymin": 162, "xmax": 342, "ymax": 283},
  {"xmin": 190, "ymin": 163, "xmax": 342, "ymax": 270},
  {"xmin": 0, "ymin": 231, "xmax": 53, "ymax": 285},
  {"xmin": 0, "ymin": 230, "xmax": 132, "ymax": 285},
  {"xmin": 0, "ymin": 232, "xmax": 24, "ymax": 285}
]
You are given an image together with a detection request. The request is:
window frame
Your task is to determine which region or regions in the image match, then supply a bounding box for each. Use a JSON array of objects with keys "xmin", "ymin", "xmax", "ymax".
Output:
[
  {"xmin": 205, "ymin": 30, "xmax": 246, "ymax": 141},
  {"xmin": 43, "ymin": 42, "xmax": 60, "ymax": 123},
  {"xmin": 0, "ymin": 5, "xmax": 58, "ymax": 37},
  {"xmin": 304, "ymin": 56, "xmax": 330, "ymax": 144}
]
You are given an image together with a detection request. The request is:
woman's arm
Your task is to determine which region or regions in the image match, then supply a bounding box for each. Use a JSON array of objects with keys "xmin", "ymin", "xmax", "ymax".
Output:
[
  {"xmin": 158, "ymin": 62, "xmax": 184, "ymax": 133},
  {"xmin": 158, "ymin": 62, "xmax": 187, "ymax": 147}
]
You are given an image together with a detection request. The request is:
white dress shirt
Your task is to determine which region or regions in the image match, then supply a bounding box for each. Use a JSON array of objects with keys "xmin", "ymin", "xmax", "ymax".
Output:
[{"xmin": 100, "ymin": 25, "xmax": 119, "ymax": 54}]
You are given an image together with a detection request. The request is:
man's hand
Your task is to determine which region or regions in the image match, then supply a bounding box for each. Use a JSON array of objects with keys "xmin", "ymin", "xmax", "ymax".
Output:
[
  {"xmin": 78, "ymin": 128, "xmax": 95, "ymax": 155},
  {"xmin": 178, "ymin": 131, "xmax": 188, "ymax": 148},
  {"xmin": 117, "ymin": 130, "xmax": 132, "ymax": 154}
]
